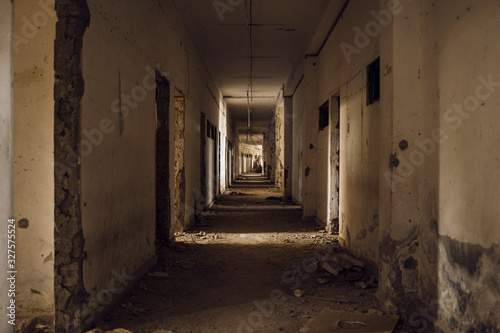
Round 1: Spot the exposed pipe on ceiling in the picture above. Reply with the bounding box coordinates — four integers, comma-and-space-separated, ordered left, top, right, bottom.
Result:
246, 0, 253, 129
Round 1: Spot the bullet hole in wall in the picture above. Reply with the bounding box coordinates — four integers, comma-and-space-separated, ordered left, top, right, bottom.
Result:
305, 167, 310, 177
31, 289, 42, 295
399, 140, 409, 151
309, 144, 314, 149
404, 256, 418, 269
389, 153, 400, 169
18, 218, 29, 229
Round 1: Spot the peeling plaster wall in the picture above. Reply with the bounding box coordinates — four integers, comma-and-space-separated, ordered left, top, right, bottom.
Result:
80, 0, 224, 325
263, 126, 275, 181
13, 0, 56, 314
292, 81, 304, 205
226, 112, 238, 182
0, 0, 14, 331
174, 94, 186, 232
274, 106, 285, 192
422, 1, 500, 330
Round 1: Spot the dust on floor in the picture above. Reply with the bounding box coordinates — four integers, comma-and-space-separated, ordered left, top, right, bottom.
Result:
94, 183, 388, 333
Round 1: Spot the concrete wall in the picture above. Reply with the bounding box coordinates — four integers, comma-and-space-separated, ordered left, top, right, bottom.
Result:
316, 98, 330, 226
13, 0, 56, 314
316, 0, 381, 264
292, 82, 304, 205
0, 0, 14, 330
79, 0, 225, 324
421, 1, 500, 330
263, 126, 275, 181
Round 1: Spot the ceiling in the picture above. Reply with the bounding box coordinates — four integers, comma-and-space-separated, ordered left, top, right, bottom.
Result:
173, 0, 330, 126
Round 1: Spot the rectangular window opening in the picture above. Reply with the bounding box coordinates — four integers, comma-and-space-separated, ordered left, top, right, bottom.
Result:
367, 57, 380, 105
319, 101, 329, 130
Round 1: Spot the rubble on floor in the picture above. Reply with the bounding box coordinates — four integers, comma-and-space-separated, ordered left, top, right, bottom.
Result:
86, 329, 133, 333
300, 309, 399, 333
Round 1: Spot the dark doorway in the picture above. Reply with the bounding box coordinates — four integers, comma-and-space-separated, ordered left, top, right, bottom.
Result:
155, 71, 171, 246
330, 96, 340, 234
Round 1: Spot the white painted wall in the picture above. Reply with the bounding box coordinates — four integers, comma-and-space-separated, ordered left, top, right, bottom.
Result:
13, 0, 56, 314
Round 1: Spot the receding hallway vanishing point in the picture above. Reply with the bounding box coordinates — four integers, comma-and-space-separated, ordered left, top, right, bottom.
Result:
95, 175, 382, 333
1, 0, 499, 332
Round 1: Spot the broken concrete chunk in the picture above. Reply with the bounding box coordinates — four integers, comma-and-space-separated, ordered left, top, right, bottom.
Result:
368, 309, 384, 316
86, 328, 132, 333
120, 302, 147, 315
322, 261, 343, 276
335, 253, 365, 269
294, 289, 305, 297
355, 281, 367, 289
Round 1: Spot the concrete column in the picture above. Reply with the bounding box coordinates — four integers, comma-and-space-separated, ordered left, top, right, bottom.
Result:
377, 0, 426, 314
302, 56, 319, 220
0, 0, 14, 331
284, 97, 293, 198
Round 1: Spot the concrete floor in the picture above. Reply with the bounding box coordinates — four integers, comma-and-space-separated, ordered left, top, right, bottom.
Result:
92, 175, 394, 333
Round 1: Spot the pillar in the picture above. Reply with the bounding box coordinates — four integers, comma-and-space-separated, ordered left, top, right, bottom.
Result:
377, 0, 434, 314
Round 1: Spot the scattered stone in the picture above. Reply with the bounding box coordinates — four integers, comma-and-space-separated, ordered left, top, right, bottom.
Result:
316, 278, 327, 284
322, 261, 342, 276
294, 289, 305, 297
355, 281, 367, 289
368, 309, 384, 316
336, 253, 365, 269
300, 309, 399, 333
86, 328, 133, 333
120, 302, 147, 315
